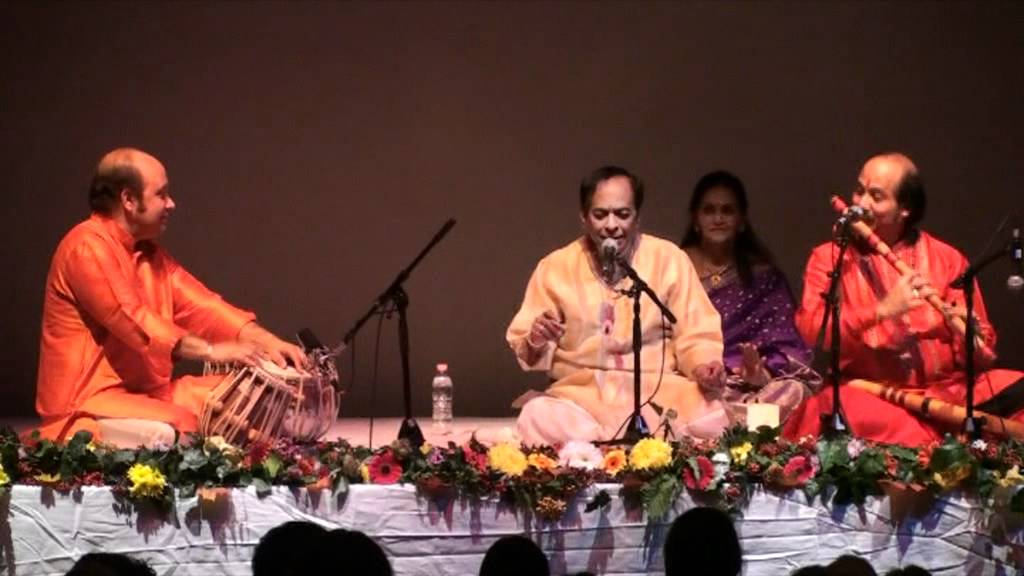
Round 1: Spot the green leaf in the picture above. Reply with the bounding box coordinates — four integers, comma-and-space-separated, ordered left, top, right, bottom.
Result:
331, 475, 349, 499
642, 474, 681, 520
253, 477, 272, 497
264, 453, 283, 479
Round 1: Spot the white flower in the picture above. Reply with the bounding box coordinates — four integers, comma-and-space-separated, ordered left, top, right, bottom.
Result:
557, 441, 604, 470
712, 452, 731, 486
847, 438, 866, 460
971, 439, 988, 452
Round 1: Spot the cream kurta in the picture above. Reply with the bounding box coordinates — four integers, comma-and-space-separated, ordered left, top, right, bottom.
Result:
507, 234, 724, 441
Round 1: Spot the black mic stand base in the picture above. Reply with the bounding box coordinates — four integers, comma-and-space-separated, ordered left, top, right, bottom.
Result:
820, 409, 849, 439
398, 418, 425, 447
621, 413, 651, 444
962, 416, 985, 442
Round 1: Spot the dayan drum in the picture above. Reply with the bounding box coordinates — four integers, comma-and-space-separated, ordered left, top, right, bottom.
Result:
200, 359, 338, 445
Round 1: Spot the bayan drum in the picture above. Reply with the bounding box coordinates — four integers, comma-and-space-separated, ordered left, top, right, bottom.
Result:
200, 359, 338, 445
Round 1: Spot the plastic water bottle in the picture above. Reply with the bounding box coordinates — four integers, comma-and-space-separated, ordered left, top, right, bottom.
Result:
432, 363, 453, 435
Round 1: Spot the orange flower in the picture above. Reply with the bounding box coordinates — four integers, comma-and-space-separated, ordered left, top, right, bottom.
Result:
528, 452, 558, 471
603, 449, 627, 476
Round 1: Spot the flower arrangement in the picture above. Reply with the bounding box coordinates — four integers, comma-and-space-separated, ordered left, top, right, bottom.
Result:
4, 423, 1024, 523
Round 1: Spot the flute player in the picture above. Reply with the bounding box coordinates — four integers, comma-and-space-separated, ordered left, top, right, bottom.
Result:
783, 152, 1024, 446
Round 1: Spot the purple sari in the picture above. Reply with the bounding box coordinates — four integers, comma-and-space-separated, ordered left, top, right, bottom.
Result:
703, 265, 820, 421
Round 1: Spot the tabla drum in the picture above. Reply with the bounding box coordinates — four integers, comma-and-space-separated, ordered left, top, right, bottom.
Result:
200, 359, 338, 445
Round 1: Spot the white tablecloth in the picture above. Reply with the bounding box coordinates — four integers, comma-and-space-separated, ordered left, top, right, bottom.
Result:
3, 484, 1023, 575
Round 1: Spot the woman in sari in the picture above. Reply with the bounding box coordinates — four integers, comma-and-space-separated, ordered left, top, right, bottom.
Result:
681, 170, 820, 424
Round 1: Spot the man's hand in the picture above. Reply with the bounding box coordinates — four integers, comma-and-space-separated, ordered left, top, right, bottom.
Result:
527, 310, 565, 349
238, 322, 309, 369
738, 343, 770, 389
877, 272, 936, 320
207, 341, 262, 367
693, 361, 727, 396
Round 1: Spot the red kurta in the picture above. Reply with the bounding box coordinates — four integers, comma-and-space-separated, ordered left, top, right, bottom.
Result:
783, 230, 1023, 446
36, 214, 256, 441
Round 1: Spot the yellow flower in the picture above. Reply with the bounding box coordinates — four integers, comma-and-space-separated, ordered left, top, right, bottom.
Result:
603, 449, 627, 476
527, 452, 558, 471
204, 436, 242, 461
420, 442, 434, 456
35, 472, 61, 484
86, 441, 98, 453
932, 465, 971, 489
0, 463, 9, 486
127, 464, 167, 499
997, 465, 1024, 488
359, 464, 370, 483
629, 438, 673, 471
488, 443, 528, 477
730, 442, 753, 465
535, 496, 568, 521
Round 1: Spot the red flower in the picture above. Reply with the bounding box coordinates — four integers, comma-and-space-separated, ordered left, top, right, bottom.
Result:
883, 452, 899, 477
368, 451, 403, 484
462, 445, 489, 473
797, 435, 817, 452
297, 456, 318, 477
243, 441, 271, 468
782, 455, 816, 486
758, 442, 781, 458
682, 456, 715, 491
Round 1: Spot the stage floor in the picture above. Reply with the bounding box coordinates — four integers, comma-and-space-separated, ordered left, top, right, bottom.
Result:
3, 417, 520, 448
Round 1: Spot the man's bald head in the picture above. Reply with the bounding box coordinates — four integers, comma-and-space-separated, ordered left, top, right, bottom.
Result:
863, 152, 927, 229
88, 148, 161, 214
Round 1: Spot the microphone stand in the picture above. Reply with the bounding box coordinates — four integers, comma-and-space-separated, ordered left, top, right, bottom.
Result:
812, 215, 854, 437
949, 238, 1014, 440
339, 219, 457, 447
615, 257, 677, 444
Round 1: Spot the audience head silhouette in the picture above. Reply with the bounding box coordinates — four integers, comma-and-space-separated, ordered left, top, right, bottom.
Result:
252, 520, 329, 576
65, 553, 156, 576
664, 507, 742, 576
826, 555, 878, 576
479, 535, 550, 576
321, 528, 393, 576
883, 567, 931, 576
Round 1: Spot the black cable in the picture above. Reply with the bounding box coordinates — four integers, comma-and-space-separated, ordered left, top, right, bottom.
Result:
367, 308, 388, 450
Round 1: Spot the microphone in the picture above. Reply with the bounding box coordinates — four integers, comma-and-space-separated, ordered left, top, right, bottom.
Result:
838, 205, 874, 224
600, 238, 618, 278
1009, 228, 1023, 291
297, 328, 325, 352
297, 328, 341, 389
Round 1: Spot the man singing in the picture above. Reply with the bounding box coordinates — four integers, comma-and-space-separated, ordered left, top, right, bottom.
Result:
506, 165, 728, 445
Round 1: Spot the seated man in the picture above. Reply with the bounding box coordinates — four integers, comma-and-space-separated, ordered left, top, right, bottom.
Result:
36, 148, 306, 445
784, 152, 1024, 446
506, 166, 727, 445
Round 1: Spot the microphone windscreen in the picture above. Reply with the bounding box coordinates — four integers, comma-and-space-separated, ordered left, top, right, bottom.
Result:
297, 328, 324, 351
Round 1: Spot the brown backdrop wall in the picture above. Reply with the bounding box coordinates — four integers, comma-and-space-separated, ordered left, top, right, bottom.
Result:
2, 2, 1022, 420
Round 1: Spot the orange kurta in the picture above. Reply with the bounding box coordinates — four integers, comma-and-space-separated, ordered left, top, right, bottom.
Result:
784, 230, 1023, 445
36, 213, 255, 441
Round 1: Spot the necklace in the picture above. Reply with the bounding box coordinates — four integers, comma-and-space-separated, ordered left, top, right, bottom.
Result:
702, 263, 732, 288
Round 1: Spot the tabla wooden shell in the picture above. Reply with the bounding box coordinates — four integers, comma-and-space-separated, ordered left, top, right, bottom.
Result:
200, 360, 337, 445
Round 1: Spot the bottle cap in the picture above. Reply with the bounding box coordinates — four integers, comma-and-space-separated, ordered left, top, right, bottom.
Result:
436, 363, 448, 373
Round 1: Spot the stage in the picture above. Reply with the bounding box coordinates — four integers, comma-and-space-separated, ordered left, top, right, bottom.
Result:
4, 418, 1024, 575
